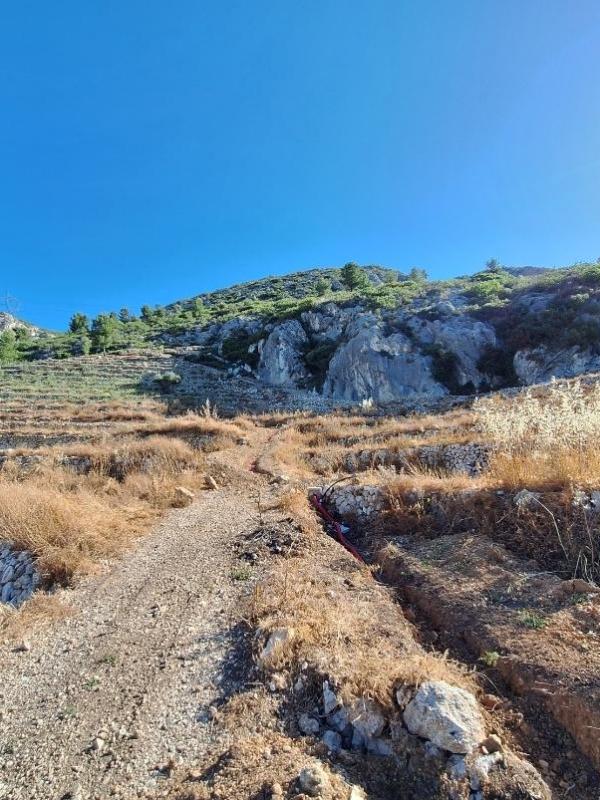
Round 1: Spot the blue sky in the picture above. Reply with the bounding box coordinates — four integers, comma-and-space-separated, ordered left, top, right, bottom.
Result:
1, 1, 599, 329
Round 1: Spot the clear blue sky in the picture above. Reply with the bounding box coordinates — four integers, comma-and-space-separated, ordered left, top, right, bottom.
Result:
1, 1, 599, 329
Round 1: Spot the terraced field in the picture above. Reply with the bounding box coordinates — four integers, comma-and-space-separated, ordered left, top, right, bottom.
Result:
260, 382, 600, 799
0, 351, 173, 404
0, 349, 337, 416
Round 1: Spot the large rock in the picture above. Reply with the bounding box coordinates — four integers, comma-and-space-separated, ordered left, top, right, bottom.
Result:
0, 312, 39, 338
322, 327, 446, 402
406, 313, 497, 389
187, 316, 262, 350
257, 320, 310, 386
514, 345, 600, 385
301, 303, 350, 342
402, 680, 485, 754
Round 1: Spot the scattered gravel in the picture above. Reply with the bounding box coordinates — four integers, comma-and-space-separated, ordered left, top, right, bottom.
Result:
0, 464, 265, 799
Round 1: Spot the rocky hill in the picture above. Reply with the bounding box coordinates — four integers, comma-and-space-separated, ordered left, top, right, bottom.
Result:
11, 260, 600, 405
163, 261, 600, 403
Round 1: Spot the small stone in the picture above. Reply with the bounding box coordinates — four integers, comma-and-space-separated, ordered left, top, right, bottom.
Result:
269, 673, 287, 691
322, 681, 338, 715
481, 734, 503, 753
298, 764, 329, 797
174, 486, 195, 506
403, 680, 485, 754
327, 707, 350, 733
259, 627, 294, 666
91, 737, 105, 752
270, 782, 284, 800
514, 489, 541, 508
395, 684, 414, 709
205, 475, 219, 490
1, 565, 14, 583
365, 737, 393, 756
349, 787, 366, 800
470, 752, 503, 790
298, 713, 320, 736
322, 730, 342, 753
348, 697, 385, 739
480, 693, 502, 710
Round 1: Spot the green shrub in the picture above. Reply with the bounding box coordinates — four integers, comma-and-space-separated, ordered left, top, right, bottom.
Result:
315, 278, 330, 296
0, 330, 19, 363
149, 371, 182, 392
304, 341, 338, 388
579, 265, 600, 285
221, 331, 264, 368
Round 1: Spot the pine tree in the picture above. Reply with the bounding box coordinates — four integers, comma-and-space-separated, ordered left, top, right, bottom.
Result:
91, 314, 119, 352
191, 297, 208, 321
140, 305, 154, 324
485, 258, 502, 273
408, 267, 428, 284
315, 277, 330, 296
341, 262, 370, 291
69, 312, 89, 334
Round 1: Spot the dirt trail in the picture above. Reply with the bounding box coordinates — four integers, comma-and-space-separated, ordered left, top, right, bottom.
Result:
0, 440, 270, 800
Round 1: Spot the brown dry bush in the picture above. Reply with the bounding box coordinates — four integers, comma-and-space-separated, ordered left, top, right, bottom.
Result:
70, 400, 166, 423
54, 435, 203, 480
0, 593, 69, 643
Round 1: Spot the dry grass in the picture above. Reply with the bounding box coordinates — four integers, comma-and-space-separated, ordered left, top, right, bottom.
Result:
477, 379, 600, 489
264, 408, 478, 482
0, 593, 70, 642
250, 536, 470, 711
0, 404, 222, 615
489, 448, 600, 490
290, 409, 475, 449
54, 435, 202, 478
0, 454, 189, 583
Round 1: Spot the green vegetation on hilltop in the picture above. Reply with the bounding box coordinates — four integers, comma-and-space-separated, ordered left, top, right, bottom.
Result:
4, 259, 600, 367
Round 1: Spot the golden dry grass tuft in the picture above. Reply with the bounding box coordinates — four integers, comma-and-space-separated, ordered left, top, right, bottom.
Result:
0, 593, 69, 642
0, 479, 128, 580
477, 378, 600, 489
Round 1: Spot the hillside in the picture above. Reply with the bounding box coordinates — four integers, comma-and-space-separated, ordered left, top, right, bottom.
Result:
6, 260, 600, 410
2, 265, 600, 799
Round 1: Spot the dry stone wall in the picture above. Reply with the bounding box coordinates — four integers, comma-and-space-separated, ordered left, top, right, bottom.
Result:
0, 544, 40, 606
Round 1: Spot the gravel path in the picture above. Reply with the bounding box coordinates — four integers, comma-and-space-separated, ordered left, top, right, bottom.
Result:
0, 456, 266, 800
